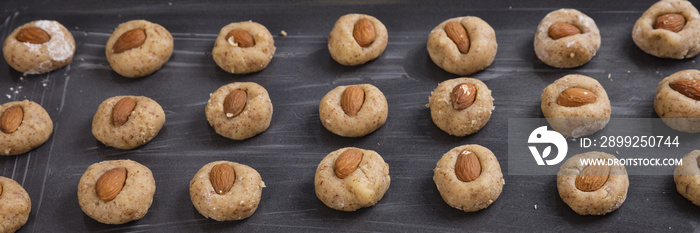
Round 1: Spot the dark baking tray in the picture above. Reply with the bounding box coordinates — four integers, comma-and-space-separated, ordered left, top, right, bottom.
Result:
1, 0, 699, 232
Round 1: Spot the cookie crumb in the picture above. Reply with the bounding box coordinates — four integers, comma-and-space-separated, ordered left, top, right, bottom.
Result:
508, 6, 512, 10
534, 204, 538, 210
168, 2, 172, 6
280, 30, 287, 36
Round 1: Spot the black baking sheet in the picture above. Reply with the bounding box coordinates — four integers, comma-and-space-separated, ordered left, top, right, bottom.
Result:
1, 0, 699, 232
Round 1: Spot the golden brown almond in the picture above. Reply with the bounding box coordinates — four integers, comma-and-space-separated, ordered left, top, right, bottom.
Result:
341, 85, 365, 116
548, 22, 581, 40
575, 165, 610, 192
210, 163, 236, 195
669, 79, 700, 100
1, 105, 23, 134
353, 18, 376, 47
96, 167, 127, 202
455, 150, 481, 182
0, 183, 2, 197
654, 13, 686, 33
444, 21, 470, 54
112, 97, 136, 127
16, 26, 51, 44
451, 83, 477, 110
112, 28, 146, 53
223, 89, 247, 118
697, 155, 700, 169
556, 87, 597, 107
226, 29, 255, 48
334, 148, 363, 179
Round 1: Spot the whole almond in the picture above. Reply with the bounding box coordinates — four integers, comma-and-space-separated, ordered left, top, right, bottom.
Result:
96, 167, 127, 202
455, 150, 481, 182
112, 28, 146, 53
334, 148, 363, 179
0, 183, 3, 197
654, 13, 685, 33
210, 163, 236, 195
451, 83, 477, 110
226, 29, 255, 48
353, 18, 376, 47
223, 89, 247, 118
575, 165, 610, 192
341, 85, 365, 116
112, 97, 136, 127
444, 21, 470, 54
16, 27, 51, 44
556, 87, 597, 107
548, 22, 581, 40
669, 79, 700, 100
1, 105, 23, 134
697, 156, 700, 169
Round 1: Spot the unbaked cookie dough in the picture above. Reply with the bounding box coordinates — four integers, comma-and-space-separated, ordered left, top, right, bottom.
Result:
0, 100, 53, 156
673, 150, 700, 206
92, 96, 165, 150
2, 20, 75, 75
632, 0, 700, 59
433, 144, 504, 212
190, 161, 265, 221
541, 74, 610, 138
205, 82, 273, 140
328, 14, 388, 66
315, 147, 390, 211
105, 20, 173, 78
319, 84, 388, 137
557, 151, 628, 215
534, 9, 601, 68
78, 159, 156, 224
427, 16, 497, 76
428, 78, 494, 136
0, 176, 31, 233
654, 69, 700, 133
212, 21, 276, 74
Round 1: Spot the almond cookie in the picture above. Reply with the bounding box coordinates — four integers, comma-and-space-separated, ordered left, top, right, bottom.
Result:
92, 96, 165, 150
427, 16, 497, 76
654, 69, 700, 133
0, 100, 53, 155
77, 160, 156, 224
190, 161, 265, 221
314, 147, 390, 211
105, 20, 173, 78
534, 9, 601, 68
673, 150, 700, 206
428, 78, 494, 136
632, 0, 700, 59
319, 84, 388, 137
212, 21, 276, 74
433, 144, 504, 212
0, 176, 31, 233
2, 20, 75, 75
328, 14, 388, 66
557, 151, 628, 215
541, 74, 611, 138
205, 82, 273, 140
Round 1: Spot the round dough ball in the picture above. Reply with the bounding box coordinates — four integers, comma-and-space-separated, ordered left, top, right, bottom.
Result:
92, 96, 166, 150
674, 150, 700, 206
428, 78, 494, 136
314, 147, 390, 211
105, 20, 173, 78
212, 21, 276, 74
77, 160, 156, 224
557, 151, 628, 215
0, 100, 53, 156
319, 84, 388, 137
0, 176, 31, 233
433, 144, 504, 212
534, 9, 601, 68
205, 82, 273, 140
541, 74, 610, 138
654, 69, 700, 133
632, 0, 700, 59
328, 14, 388, 66
190, 161, 265, 221
2, 20, 75, 75
427, 16, 497, 76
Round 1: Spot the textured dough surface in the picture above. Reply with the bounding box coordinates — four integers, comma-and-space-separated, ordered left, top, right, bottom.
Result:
654, 69, 700, 133
105, 20, 173, 78
190, 161, 265, 221
0, 176, 31, 233
205, 82, 273, 140
2, 20, 75, 75
212, 21, 276, 74
0, 100, 53, 155
314, 147, 390, 211
77, 160, 155, 224
427, 16, 497, 75
92, 96, 165, 150
541, 74, 610, 138
534, 9, 601, 68
674, 150, 700, 206
632, 0, 700, 59
319, 84, 388, 137
328, 14, 388, 66
429, 78, 494, 136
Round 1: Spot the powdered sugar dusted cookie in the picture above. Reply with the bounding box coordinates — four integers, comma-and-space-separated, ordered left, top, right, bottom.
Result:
2, 20, 75, 75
